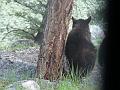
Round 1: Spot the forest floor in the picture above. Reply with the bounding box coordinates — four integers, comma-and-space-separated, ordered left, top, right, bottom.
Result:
0, 47, 103, 89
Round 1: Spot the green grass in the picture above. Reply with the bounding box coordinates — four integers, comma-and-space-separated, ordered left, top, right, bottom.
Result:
0, 80, 14, 90
56, 72, 100, 90
0, 71, 100, 90
57, 80, 99, 90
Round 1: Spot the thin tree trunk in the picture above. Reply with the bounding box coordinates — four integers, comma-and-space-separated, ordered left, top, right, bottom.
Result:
36, 0, 73, 81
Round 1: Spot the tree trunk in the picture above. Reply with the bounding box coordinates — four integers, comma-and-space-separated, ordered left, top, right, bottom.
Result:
36, 0, 73, 81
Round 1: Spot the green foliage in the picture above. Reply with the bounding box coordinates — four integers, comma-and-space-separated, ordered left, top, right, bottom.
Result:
72, 0, 106, 26
0, 0, 45, 50
0, 0, 46, 46
0, 0, 106, 49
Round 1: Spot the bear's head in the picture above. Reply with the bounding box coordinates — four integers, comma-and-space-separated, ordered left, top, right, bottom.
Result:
72, 16, 91, 31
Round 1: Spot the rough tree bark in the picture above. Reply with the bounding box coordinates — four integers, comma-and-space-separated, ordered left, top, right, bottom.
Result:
36, 0, 73, 81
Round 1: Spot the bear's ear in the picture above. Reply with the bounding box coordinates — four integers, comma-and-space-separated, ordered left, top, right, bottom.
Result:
85, 16, 91, 24
72, 17, 76, 22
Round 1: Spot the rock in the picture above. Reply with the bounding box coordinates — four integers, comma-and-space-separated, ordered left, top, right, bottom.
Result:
0, 47, 39, 81
5, 79, 57, 90
5, 80, 40, 90
0, 47, 39, 64
36, 79, 57, 90
11, 39, 35, 48
0, 59, 36, 80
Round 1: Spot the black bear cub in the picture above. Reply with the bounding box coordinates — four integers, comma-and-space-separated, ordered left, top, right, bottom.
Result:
65, 16, 96, 77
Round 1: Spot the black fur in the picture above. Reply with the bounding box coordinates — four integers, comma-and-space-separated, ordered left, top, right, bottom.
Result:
65, 17, 97, 77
